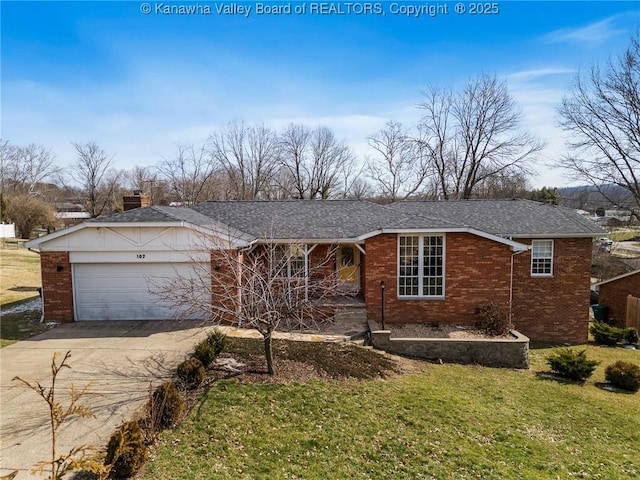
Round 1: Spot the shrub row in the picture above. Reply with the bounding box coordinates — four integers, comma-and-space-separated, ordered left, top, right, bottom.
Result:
104, 329, 227, 478
545, 348, 640, 392
193, 329, 227, 367
590, 322, 639, 346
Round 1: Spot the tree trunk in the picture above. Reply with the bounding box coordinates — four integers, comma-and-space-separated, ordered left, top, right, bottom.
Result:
263, 332, 275, 375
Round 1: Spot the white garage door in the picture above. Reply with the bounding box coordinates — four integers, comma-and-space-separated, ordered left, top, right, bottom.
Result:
73, 263, 209, 321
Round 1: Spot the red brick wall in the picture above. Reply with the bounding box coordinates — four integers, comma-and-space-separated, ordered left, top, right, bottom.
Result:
364, 234, 592, 343
511, 238, 592, 343
598, 271, 640, 328
364, 233, 512, 327
40, 252, 74, 323
309, 244, 336, 283
210, 249, 241, 323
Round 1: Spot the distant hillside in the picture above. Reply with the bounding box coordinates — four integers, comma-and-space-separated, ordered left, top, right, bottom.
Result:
558, 184, 635, 212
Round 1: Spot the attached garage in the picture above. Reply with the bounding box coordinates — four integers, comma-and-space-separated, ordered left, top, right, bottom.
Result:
73, 263, 207, 321
24, 207, 244, 323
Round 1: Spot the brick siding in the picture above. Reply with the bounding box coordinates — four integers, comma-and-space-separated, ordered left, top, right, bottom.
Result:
365, 233, 511, 327
511, 237, 592, 343
40, 252, 74, 323
210, 249, 241, 323
364, 233, 592, 343
598, 271, 640, 328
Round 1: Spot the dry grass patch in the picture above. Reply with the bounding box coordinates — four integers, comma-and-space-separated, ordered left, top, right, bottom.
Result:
0, 247, 41, 306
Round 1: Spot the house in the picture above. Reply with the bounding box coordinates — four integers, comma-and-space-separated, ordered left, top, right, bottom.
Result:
594, 269, 640, 327
25, 199, 604, 343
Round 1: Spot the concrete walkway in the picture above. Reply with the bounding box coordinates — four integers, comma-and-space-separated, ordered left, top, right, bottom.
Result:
0, 320, 358, 479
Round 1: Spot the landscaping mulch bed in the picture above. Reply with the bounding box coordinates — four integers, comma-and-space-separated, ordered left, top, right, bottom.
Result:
389, 323, 512, 339
207, 337, 403, 384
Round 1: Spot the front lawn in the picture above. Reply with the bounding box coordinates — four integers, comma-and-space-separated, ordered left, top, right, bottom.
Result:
144, 340, 640, 479
0, 247, 41, 306
0, 247, 47, 347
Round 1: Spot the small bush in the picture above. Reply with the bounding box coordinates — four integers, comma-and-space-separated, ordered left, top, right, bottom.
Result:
176, 358, 205, 390
590, 321, 624, 345
625, 328, 639, 344
147, 381, 185, 430
605, 361, 640, 392
590, 322, 638, 346
546, 348, 599, 381
193, 329, 227, 367
474, 302, 512, 336
105, 421, 148, 479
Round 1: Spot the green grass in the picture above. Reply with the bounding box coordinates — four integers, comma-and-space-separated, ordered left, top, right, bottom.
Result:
144, 342, 640, 480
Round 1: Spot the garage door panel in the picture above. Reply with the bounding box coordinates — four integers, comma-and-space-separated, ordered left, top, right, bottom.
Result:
73, 263, 209, 321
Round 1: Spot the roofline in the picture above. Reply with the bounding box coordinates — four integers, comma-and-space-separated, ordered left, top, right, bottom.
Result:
25, 222, 88, 248
25, 220, 254, 250
357, 227, 529, 252
510, 233, 603, 239
250, 238, 365, 245
593, 268, 640, 287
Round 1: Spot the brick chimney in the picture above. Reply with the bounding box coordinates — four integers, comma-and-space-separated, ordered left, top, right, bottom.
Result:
123, 190, 151, 211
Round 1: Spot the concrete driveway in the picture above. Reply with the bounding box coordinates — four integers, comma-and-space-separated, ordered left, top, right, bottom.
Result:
0, 321, 212, 480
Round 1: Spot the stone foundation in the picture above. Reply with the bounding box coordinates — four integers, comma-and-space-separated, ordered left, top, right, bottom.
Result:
369, 320, 529, 369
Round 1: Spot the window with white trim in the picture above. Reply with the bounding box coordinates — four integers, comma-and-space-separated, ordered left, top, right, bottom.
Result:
270, 245, 306, 278
398, 235, 444, 297
531, 239, 553, 276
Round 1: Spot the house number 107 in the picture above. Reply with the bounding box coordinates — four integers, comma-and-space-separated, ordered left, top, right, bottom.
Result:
137, 254, 146, 259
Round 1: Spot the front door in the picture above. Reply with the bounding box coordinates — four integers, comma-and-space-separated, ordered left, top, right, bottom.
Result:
337, 245, 359, 289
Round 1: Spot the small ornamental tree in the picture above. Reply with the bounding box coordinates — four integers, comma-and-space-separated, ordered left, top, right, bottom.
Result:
12, 351, 108, 479
152, 231, 345, 375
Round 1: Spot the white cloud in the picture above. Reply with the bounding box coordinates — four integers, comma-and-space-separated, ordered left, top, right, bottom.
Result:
506, 68, 576, 187
544, 14, 631, 45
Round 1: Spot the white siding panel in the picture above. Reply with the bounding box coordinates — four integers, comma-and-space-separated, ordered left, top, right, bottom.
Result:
73, 263, 209, 321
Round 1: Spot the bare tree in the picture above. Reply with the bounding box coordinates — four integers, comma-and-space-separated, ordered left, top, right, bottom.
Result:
67, 142, 122, 217
4, 194, 59, 238
473, 169, 531, 199
339, 160, 370, 199
154, 232, 342, 375
210, 121, 280, 200
366, 121, 430, 201
417, 75, 542, 199
0, 141, 59, 195
278, 124, 356, 199
127, 165, 171, 205
558, 35, 640, 221
156, 143, 220, 205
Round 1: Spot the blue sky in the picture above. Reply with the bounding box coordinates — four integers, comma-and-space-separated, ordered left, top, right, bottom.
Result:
2, 1, 639, 188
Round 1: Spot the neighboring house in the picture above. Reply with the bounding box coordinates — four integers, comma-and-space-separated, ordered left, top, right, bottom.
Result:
25, 199, 604, 343
55, 202, 91, 226
594, 269, 640, 328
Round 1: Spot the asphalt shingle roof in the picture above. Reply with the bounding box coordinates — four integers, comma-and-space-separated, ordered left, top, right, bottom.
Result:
90, 199, 603, 240
90, 205, 219, 227
387, 199, 604, 236
190, 200, 416, 239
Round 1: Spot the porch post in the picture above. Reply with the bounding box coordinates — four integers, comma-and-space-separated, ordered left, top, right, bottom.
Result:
304, 244, 318, 301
